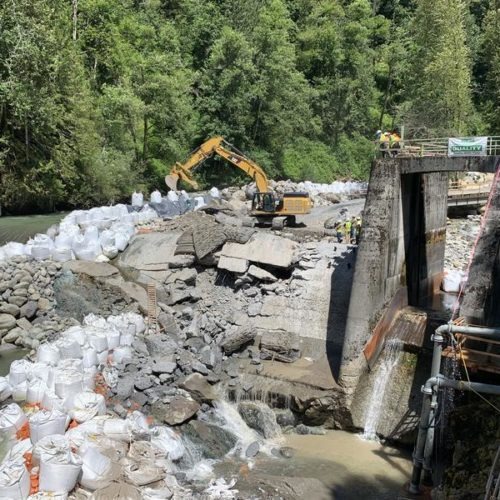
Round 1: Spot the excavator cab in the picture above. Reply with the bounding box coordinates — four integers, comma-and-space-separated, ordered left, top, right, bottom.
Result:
252, 192, 277, 212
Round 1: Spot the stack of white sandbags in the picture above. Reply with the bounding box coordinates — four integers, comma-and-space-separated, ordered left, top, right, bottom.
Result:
0, 311, 194, 498
297, 180, 368, 196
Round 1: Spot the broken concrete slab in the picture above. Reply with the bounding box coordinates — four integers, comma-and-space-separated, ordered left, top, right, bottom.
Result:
63, 260, 119, 278
104, 276, 149, 313
117, 232, 182, 271
217, 255, 249, 274
220, 233, 297, 269
247, 265, 277, 282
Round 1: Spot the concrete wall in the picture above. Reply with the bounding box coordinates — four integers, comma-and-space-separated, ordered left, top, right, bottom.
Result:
339, 156, 500, 390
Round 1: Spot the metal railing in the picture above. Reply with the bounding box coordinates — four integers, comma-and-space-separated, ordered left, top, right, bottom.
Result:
376, 136, 500, 158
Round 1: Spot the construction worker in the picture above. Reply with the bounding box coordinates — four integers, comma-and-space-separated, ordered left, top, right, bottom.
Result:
335, 221, 343, 243
376, 130, 390, 157
344, 218, 352, 243
355, 216, 362, 245
389, 129, 401, 156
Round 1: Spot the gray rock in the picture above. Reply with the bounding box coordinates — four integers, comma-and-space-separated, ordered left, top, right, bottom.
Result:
191, 360, 209, 376
8, 295, 27, 307
11, 288, 28, 297
247, 265, 277, 282
295, 424, 326, 435
0, 313, 17, 331
37, 298, 51, 311
182, 421, 237, 459
3, 327, 24, 343
152, 360, 177, 374
19, 301, 38, 320
16, 317, 32, 331
219, 326, 256, 354
275, 409, 297, 427
199, 347, 222, 369
247, 302, 262, 317
132, 340, 149, 356
260, 330, 300, 363
163, 396, 200, 426
0, 303, 20, 317
116, 377, 135, 398
245, 441, 260, 458
167, 268, 197, 286
179, 373, 217, 404
238, 401, 281, 439
169, 289, 192, 305
157, 311, 179, 334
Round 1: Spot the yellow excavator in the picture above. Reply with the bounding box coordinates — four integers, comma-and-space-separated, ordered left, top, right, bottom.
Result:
165, 136, 311, 229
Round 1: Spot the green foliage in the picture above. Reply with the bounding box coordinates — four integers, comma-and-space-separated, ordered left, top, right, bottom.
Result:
0, 0, 498, 212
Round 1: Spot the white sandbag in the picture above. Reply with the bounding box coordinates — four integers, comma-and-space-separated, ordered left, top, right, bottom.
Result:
209, 187, 220, 198
79, 446, 116, 491
51, 247, 72, 263
194, 196, 206, 210
83, 314, 107, 329
119, 333, 134, 346
127, 411, 149, 435
31, 245, 52, 261
29, 409, 68, 444
41, 391, 65, 413
83, 367, 97, 391
33, 435, 70, 466
37, 345, 60, 367
29, 363, 54, 387
54, 370, 83, 400
102, 419, 131, 442
4, 439, 32, 464
112, 346, 132, 365
125, 313, 146, 334
0, 459, 30, 499
68, 393, 106, 423
3, 242, 27, 259
114, 232, 130, 252
54, 232, 74, 249
9, 360, 32, 386
123, 459, 164, 487
62, 326, 86, 346
56, 359, 83, 373
83, 225, 99, 244
150, 427, 184, 460
74, 243, 101, 262
167, 191, 179, 202
441, 270, 466, 293
131, 192, 143, 207
81, 347, 98, 368
56, 339, 82, 360
12, 381, 27, 403
105, 329, 120, 350
26, 380, 48, 405
39, 452, 82, 494
102, 245, 118, 259
0, 377, 12, 403
0, 404, 28, 438
110, 204, 128, 218
87, 333, 108, 353
150, 190, 162, 204
99, 230, 115, 248
96, 350, 109, 365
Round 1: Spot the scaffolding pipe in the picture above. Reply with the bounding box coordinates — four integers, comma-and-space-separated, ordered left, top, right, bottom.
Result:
409, 323, 500, 494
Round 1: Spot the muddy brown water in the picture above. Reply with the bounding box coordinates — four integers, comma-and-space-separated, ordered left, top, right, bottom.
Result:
217, 430, 412, 499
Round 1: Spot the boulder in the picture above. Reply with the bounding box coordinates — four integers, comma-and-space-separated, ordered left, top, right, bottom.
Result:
295, 424, 326, 435
157, 311, 179, 335
238, 401, 281, 439
163, 396, 200, 426
245, 441, 260, 458
116, 376, 135, 399
8, 295, 27, 308
179, 373, 216, 404
152, 359, 177, 374
0, 303, 20, 317
0, 313, 16, 331
169, 289, 193, 305
182, 421, 236, 459
16, 317, 32, 331
3, 327, 24, 343
247, 265, 277, 282
219, 326, 255, 354
19, 300, 38, 320
166, 268, 197, 286
37, 298, 51, 311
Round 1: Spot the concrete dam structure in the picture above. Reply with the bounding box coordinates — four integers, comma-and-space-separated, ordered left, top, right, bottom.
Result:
340, 155, 500, 402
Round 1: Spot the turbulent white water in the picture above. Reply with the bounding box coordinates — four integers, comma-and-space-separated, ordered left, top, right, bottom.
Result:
362, 338, 404, 441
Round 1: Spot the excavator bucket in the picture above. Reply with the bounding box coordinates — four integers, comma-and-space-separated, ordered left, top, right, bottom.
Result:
165, 174, 179, 191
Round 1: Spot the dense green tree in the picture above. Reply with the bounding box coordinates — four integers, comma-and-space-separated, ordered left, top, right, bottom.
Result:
404, 0, 474, 135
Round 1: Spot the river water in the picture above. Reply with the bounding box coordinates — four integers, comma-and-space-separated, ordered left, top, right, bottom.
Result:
216, 430, 412, 499
0, 213, 66, 245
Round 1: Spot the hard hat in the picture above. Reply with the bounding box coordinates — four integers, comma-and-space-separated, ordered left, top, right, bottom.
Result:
375, 130, 382, 136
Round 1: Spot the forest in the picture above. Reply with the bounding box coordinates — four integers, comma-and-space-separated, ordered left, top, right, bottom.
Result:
0, 0, 498, 212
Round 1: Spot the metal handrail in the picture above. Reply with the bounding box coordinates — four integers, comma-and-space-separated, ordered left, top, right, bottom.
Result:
375, 135, 500, 158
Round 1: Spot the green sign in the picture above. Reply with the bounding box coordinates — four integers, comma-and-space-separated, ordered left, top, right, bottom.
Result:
448, 137, 487, 157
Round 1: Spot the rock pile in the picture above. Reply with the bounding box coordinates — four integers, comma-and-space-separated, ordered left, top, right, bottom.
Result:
445, 215, 481, 272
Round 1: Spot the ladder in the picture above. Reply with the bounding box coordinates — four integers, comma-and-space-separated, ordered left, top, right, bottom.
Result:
146, 283, 158, 333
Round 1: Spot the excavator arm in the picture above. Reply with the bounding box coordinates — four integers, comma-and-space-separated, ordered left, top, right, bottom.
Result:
165, 137, 269, 193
